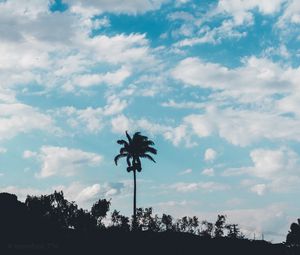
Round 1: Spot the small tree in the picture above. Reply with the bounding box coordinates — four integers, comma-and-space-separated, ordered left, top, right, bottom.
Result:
162, 214, 173, 231
200, 220, 214, 237
225, 223, 244, 239
214, 215, 226, 238
72, 208, 96, 231
91, 199, 111, 227
111, 210, 130, 231
286, 219, 300, 246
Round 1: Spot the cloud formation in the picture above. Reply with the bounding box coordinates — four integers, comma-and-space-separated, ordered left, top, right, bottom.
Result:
24, 146, 103, 178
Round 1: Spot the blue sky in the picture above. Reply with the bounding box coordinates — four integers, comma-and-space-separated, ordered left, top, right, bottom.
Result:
1, 0, 300, 241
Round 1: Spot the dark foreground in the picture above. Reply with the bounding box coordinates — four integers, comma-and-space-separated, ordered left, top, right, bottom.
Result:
1, 230, 299, 255
0, 191, 299, 255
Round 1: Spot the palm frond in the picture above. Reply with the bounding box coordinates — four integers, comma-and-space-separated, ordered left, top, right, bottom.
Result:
125, 131, 132, 143
117, 140, 128, 146
144, 140, 155, 146
114, 153, 128, 165
140, 154, 156, 163
143, 146, 157, 155
126, 155, 132, 167
120, 147, 128, 154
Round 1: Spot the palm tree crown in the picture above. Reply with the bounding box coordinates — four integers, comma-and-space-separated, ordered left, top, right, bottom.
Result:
114, 131, 157, 172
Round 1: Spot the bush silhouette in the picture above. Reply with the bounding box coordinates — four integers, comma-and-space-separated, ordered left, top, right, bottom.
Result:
286, 219, 300, 246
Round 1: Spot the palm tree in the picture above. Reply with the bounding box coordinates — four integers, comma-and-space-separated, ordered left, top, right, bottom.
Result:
114, 131, 157, 229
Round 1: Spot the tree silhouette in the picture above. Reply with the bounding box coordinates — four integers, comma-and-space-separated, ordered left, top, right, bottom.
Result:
286, 219, 300, 246
214, 215, 226, 238
162, 214, 173, 231
91, 199, 111, 227
114, 131, 157, 229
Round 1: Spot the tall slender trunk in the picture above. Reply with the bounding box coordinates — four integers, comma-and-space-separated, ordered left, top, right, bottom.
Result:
133, 169, 137, 230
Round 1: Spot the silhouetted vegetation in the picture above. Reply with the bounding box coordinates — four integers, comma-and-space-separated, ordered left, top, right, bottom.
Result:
114, 131, 157, 229
0, 191, 298, 254
286, 218, 300, 246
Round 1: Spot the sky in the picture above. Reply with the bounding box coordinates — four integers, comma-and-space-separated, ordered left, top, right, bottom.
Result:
1, 0, 300, 242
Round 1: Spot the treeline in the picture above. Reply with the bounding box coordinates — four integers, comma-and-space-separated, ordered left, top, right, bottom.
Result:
20, 191, 244, 239
0, 191, 244, 240
2, 191, 300, 249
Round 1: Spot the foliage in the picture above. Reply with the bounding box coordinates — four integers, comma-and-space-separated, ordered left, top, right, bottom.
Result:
286, 219, 300, 246
114, 131, 157, 172
214, 215, 227, 238
91, 199, 111, 227
111, 210, 130, 231
2, 191, 249, 241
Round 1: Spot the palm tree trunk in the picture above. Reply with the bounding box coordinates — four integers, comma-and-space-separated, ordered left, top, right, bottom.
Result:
133, 169, 137, 230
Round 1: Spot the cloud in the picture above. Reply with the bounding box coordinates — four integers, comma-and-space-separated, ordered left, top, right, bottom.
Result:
221, 204, 289, 242
171, 58, 300, 150
178, 168, 192, 175
172, 0, 285, 47
161, 99, 205, 110
66, 0, 168, 16
277, 0, 300, 27
250, 184, 267, 196
1, 181, 127, 209
169, 181, 230, 193
58, 96, 128, 134
66, 66, 131, 91
0, 1, 157, 96
216, 0, 285, 22
204, 148, 217, 162
24, 146, 103, 178
172, 105, 300, 147
225, 147, 300, 195
172, 57, 292, 102
111, 114, 131, 134
0, 103, 57, 140
202, 168, 215, 177
54, 182, 126, 205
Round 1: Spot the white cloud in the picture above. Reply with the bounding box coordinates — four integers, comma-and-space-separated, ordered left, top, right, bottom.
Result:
171, 55, 300, 150
62, 106, 104, 133
277, 0, 300, 27
67, 66, 131, 91
202, 168, 215, 177
216, 0, 284, 22
23, 150, 37, 159
204, 148, 217, 162
221, 204, 289, 242
0, 1, 157, 96
66, 0, 168, 16
103, 96, 128, 116
161, 99, 205, 110
250, 184, 267, 196
227, 147, 300, 195
1, 181, 127, 209
169, 181, 229, 193
0, 103, 57, 140
26, 146, 103, 178
111, 114, 131, 134
178, 168, 192, 175
173, 0, 285, 47
172, 57, 292, 101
